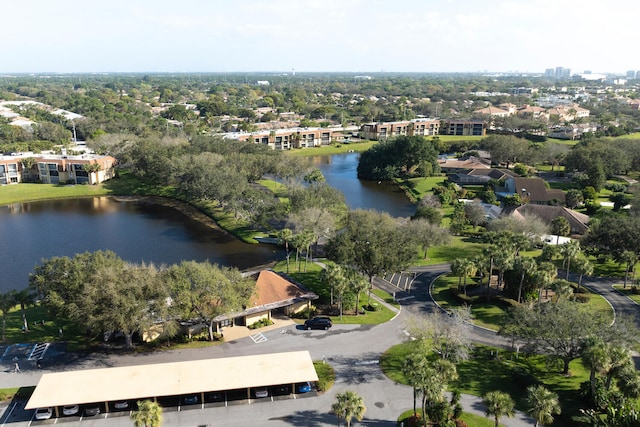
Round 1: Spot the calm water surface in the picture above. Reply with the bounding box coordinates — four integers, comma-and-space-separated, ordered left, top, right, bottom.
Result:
0, 153, 414, 292
314, 152, 416, 217
0, 197, 282, 292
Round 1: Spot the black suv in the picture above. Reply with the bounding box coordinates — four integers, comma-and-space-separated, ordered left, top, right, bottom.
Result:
304, 317, 332, 330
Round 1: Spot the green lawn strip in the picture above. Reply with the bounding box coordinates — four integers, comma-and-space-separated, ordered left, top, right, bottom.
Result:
3, 303, 94, 350
382, 341, 589, 426
394, 175, 447, 203
398, 409, 499, 427
535, 164, 565, 172
314, 360, 335, 392
0, 387, 20, 401
372, 289, 401, 308
418, 236, 486, 266
0, 182, 112, 205
256, 179, 288, 199
612, 285, 640, 304
285, 141, 377, 156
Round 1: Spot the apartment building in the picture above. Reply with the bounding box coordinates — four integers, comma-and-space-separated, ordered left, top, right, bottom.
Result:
440, 120, 487, 136
359, 118, 441, 140
0, 152, 116, 185
226, 127, 333, 150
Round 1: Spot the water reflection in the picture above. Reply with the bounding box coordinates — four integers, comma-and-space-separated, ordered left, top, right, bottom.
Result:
314, 152, 416, 217
0, 197, 282, 292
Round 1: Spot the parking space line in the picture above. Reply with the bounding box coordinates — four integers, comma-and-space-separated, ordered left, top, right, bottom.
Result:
250, 333, 267, 343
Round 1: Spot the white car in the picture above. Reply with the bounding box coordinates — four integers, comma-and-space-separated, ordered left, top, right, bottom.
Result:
254, 388, 269, 398
62, 404, 79, 416
113, 401, 129, 410
35, 407, 53, 420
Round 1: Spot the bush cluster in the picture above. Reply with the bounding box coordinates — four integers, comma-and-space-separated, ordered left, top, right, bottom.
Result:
248, 318, 274, 329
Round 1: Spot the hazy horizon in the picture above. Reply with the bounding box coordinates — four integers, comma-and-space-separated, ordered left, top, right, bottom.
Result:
4, 0, 639, 75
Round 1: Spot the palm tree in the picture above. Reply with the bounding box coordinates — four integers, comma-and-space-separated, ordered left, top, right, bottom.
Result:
560, 240, 580, 280
277, 228, 294, 274
450, 258, 465, 291
619, 250, 637, 289
526, 385, 561, 427
514, 257, 537, 303
573, 257, 593, 290
550, 280, 573, 305
461, 259, 478, 296
331, 390, 366, 427
0, 291, 16, 342
130, 400, 163, 427
483, 391, 515, 427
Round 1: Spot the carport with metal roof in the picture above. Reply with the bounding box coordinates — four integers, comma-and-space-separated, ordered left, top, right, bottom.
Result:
25, 350, 318, 411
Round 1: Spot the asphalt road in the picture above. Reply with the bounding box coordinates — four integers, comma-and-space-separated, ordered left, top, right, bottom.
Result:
17, 263, 640, 426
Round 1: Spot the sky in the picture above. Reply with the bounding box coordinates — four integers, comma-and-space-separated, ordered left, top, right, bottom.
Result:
2, 0, 639, 74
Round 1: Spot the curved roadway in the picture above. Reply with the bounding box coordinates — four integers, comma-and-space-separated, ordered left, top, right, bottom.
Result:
5, 264, 637, 427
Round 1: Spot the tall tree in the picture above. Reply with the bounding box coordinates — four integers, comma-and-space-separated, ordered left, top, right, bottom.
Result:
0, 291, 15, 342
483, 391, 515, 427
550, 217, 570, 245
131, 400, 163, 427
165, 261, 255, 341
331, 390, 366, 427
526, 385, 561, 427
11, 289, 33, 332
326, 209, 418, 287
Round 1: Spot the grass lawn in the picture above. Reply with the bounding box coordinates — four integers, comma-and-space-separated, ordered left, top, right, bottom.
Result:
431, 274, 614, 331
314, 360, 336, 392
382, 341, 589, 426
0, 182, 112, 205
398, 409, 499, 427
285, 141, 377, 156
418, 236, 486, 266
395, 175, 447, 203
2, 303, 96, 351
612, 285, 640, 304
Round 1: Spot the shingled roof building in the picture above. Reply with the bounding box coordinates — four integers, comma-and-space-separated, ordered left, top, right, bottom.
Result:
213, 270, 318, 331
502, 204, 590, 235
501, 177, 566, 205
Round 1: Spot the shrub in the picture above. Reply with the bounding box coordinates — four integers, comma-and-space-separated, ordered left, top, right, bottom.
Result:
572, 293, 591, 303
291, 305, 317, 319
365, 303, 381, 312
248, 318, 274, 329
631, 286, 640, 295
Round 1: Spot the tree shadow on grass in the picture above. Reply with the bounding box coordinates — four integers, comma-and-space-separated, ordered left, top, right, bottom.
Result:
278, 409, 396, 427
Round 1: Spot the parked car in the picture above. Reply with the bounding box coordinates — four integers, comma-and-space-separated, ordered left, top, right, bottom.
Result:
113, 401, 129, 410
297, 381, 313, 393
183, 395, 199, 405
83, 405, 101, 417
62, 404, 79, 416
304, 317, 332, 330
254, 388, 269, 398
34, 407, 53, 420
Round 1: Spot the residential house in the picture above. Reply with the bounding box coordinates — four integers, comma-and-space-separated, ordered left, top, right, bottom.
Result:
501, 204, 589, 235
438, 156, 491, 173
449, 168, 519, 186
473, 106, 511, 117
517, 105, 548, 120
213, 270, 318, 332
500, 177, 566, 205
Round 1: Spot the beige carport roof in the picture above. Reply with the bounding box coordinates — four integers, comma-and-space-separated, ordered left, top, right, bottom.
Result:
26, 351, 318, 409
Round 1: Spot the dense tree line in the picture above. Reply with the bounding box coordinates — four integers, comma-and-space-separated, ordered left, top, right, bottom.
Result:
28, 251, 255, 347
357, 135, 440, 180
